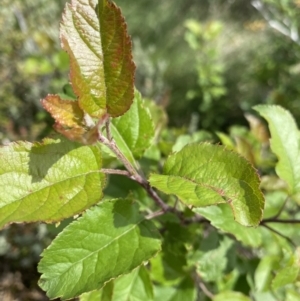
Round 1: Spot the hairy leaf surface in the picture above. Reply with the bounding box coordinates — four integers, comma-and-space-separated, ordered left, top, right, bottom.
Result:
0, 138, 105, 229
254, 105, 300, 195
42, 95, 84, 128
149, 143, 264, 226
41, 94, 98, 144
41, 95, 99, 144
60, 0, 135, 118
38, 199, 161, 300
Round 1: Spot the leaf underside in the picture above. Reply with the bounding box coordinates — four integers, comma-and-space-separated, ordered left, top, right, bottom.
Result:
149, 143, 264, 226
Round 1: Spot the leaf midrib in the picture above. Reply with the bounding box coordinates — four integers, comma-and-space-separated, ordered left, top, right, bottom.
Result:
0, 170, 103, 225
48, 216, 146, 287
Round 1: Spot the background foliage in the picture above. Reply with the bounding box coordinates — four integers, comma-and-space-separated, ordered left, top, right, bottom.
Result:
2, 0, 300, 141
1, 0, 300, 300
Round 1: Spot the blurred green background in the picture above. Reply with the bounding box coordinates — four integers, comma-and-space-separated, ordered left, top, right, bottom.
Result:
1, 0, 300, 299
2, 0, 300, 143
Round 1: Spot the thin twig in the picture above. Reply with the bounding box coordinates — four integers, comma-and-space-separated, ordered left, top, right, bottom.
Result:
261, 224, 296, 248
275, 196, 289, 218
263, 197, 289, 221
173, 198, 179, 210
145, 210, 165, 220
98, 132, 139, 179
100, 168, 132, 177
98, 120, 171, 213
183, 215, 210, 225
195, 272, 215, 299
260, 197, 300, 224
105, 119, 113, 141
261, 218, 300, 224
101, 130, 300, 227
199, 282, 215, 300
139, 181, 171, 212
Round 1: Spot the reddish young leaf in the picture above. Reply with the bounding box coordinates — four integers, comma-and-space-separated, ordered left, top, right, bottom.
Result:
42, 95, 84, 128
42, 95, 99, 144
60, 0, 135, 118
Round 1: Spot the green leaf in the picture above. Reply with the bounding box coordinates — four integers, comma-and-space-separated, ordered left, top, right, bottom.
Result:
109, 90, 155, 164
251, 292, 278, 301
38, 199, 161, 300
149, 143, 264, 226
172, 131, 213, 152
101, 282, 114, 301
143, 99, 168, 138
103, 266, 154, 301
286, 289, 300, 301
104, 174, 152, 210
254, 255, 280, 292
0, 138, 105, 229
153, 276, 196, 301
254, 105, 300, 195
150, 224, 188, 285
216, 132, 235, 149
61, 0, 135, 118
80, 290, 104, 301
272, 249, 300, 289
195, 236, 233, 282
194, 205, 262, 247
150, 250, 186, 286
80, 266, 153, 301
213, 291, 252, 301
272, 265, 299, 289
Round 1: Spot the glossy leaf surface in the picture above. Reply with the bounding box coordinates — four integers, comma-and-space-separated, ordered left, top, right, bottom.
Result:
0, 138, 105, 229
149, 143, 264, 226
254, 105, 300, 195
38, 199, 161, 300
